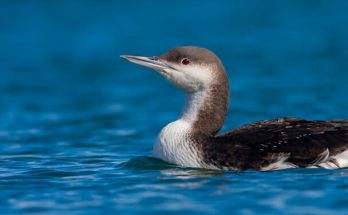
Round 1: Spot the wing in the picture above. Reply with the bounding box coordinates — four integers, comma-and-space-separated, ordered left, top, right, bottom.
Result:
204, 118, 348, 170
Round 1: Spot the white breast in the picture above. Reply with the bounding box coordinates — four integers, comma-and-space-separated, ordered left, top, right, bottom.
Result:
153, 120, 205, 168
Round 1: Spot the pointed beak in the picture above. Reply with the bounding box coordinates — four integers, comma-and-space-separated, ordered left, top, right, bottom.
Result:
120, 55, 171, 71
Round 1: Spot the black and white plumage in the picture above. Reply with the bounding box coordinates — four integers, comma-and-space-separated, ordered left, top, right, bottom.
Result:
121, 46, 348, 171
205, 118, 348, 170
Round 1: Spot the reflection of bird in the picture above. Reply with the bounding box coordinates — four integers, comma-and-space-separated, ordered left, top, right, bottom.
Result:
121, 46, 348, 171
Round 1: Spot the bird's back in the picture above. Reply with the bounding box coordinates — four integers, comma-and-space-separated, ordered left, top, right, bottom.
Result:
203, 118, 348, 170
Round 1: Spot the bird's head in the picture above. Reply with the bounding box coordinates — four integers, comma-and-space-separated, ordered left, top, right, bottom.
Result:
121, 46, 226, 93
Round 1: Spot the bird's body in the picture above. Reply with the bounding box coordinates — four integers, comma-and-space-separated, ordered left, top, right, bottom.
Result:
207, 118, 348, 170
121, 46, 348, 171
154, 116, 348, 171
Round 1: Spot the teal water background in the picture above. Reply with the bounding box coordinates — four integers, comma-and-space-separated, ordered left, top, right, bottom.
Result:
1, 1, 348, 214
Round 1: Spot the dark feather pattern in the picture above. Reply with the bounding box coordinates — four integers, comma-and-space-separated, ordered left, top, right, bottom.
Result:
201, 118, 348, 170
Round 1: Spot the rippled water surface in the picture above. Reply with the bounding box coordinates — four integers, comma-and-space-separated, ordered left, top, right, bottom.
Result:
1, 1, 348, 214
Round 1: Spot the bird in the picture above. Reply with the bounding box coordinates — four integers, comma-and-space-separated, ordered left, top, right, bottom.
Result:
121, 46, 348, 171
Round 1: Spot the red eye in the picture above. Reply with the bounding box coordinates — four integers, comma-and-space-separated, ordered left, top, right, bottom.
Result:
181, 58, 190, 65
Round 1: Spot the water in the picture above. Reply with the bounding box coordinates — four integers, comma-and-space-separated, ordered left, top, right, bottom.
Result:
1, 0, 348, 214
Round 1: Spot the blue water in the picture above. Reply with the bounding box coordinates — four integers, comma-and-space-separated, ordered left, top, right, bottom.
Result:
1, 1, 348, 214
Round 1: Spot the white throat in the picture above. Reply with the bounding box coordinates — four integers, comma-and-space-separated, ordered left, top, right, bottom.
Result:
180, 90, 207, 124
152, 90, 209, 168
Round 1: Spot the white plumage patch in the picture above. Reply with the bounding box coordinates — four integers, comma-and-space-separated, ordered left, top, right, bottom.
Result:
180, 91, 207, 123
162, 64, 214, 93
317, 149, 348, 169
152, 88, 219, 169
261, 149, 348, 171
153, 120, 205, 168
261, 155, 297, 171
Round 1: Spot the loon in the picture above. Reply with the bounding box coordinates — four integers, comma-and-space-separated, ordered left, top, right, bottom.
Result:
121, 46, 348, 171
